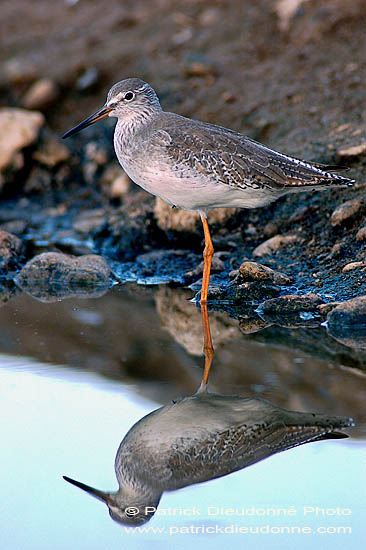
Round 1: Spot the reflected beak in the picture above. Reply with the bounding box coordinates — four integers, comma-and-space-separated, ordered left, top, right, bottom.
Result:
63, 475, 110, 503
62, 105, 112, 139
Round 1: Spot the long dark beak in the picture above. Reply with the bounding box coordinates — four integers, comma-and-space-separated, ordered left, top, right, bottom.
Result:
62, 105, 112, 139
63, 475, 110, 503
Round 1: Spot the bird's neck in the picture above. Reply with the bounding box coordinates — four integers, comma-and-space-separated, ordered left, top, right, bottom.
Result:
114, 106, 162, 150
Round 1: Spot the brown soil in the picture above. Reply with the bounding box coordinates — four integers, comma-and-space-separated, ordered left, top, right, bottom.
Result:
1, 0, 366, 300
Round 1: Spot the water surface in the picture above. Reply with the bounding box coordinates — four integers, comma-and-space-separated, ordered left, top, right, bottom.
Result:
0, 284, 365, 549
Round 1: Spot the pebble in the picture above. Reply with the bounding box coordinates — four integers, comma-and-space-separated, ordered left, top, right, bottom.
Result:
22, 78, 59, 111
1, 58, 37, 86
32, 131, 70, 167
330, 199, 363, 227
252, 234, 299, 257
185, 254, 225, 279
0, 108, 44, 173
338, 142, 366, 158
0, 230, 26, 271
356, 227, 366, 241
342, 262, 366, 273
236, 261, 293, 286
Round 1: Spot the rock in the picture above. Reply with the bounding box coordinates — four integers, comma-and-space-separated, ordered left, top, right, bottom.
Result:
85, 142, 108, 165
330, 199, 362, 226
93, 194, 162, 262
154, 198, 235, 232
338, 142, 366, 158
0, 230, 26, 272
109, 174, 131, 199
236, 261, 293, 286
184, 61, 216, 78
342, 262, 366, 273
22, 78, 59, 111
32, 131, 70, 167
235, 281, 280, 302
356, 227, 366, 241
252, 234, 299, 257
0, 108, 44, 174
100, 165, 131, 198
328, 296, 366, 328
318, 302, 341, 315
260, 293, 324, 314
1, 58, 38, 86
0, 220, 28, 236
327, 296, 366, 350
184, 253, 225, 281
15, 252, 114, 293
72, 209, 107, 234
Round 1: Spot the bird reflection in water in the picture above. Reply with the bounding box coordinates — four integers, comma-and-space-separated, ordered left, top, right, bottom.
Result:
63, 303, 354, 525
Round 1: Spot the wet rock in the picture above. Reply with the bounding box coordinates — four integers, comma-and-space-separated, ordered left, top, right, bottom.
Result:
342, 262, 366, 273
260, 293, 324, 314
235, 281, 281, 302
327, 296, 366, 350
0, 230, 26, 272
327, 296, 366, 328
252, 234, 299, 257
235, 261, 293, 286
0, 108, 44, 175
22, 78, 59, 111
134, 249, 198, 283
94, 195, 163, 262
337, 142, 366, 159
32, 130, 70, 167
330, 199, 363, 227
319, 302, 341, 315
15, 252, 114, 298
356, 227, 366, 241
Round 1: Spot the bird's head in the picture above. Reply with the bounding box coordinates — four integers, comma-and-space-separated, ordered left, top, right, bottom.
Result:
63, 475, 160, 525
62, 78, 161, 139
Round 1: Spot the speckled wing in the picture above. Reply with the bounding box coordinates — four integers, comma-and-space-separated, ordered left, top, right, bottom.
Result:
165, 419, 349, 488
154, 118, 354, 191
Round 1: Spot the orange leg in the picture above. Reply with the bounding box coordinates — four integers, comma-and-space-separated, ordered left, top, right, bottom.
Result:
197, 300, 214, 393
200, 214, 214, 304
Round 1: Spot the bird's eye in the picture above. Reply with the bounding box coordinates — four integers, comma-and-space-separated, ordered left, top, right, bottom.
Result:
124, 92, 135, 101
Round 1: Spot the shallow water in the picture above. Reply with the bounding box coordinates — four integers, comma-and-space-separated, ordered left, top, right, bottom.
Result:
0, 284, 365, 549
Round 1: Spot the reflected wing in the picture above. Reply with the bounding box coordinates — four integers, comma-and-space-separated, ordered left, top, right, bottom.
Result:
165, 420, 346, 487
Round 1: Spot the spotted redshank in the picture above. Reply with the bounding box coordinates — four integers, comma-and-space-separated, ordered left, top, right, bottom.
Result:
63, 391, 353, 525
63, 78, 354, 303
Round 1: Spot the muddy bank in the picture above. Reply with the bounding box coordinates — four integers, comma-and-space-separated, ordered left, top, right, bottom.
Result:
0, 0, 365, 309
